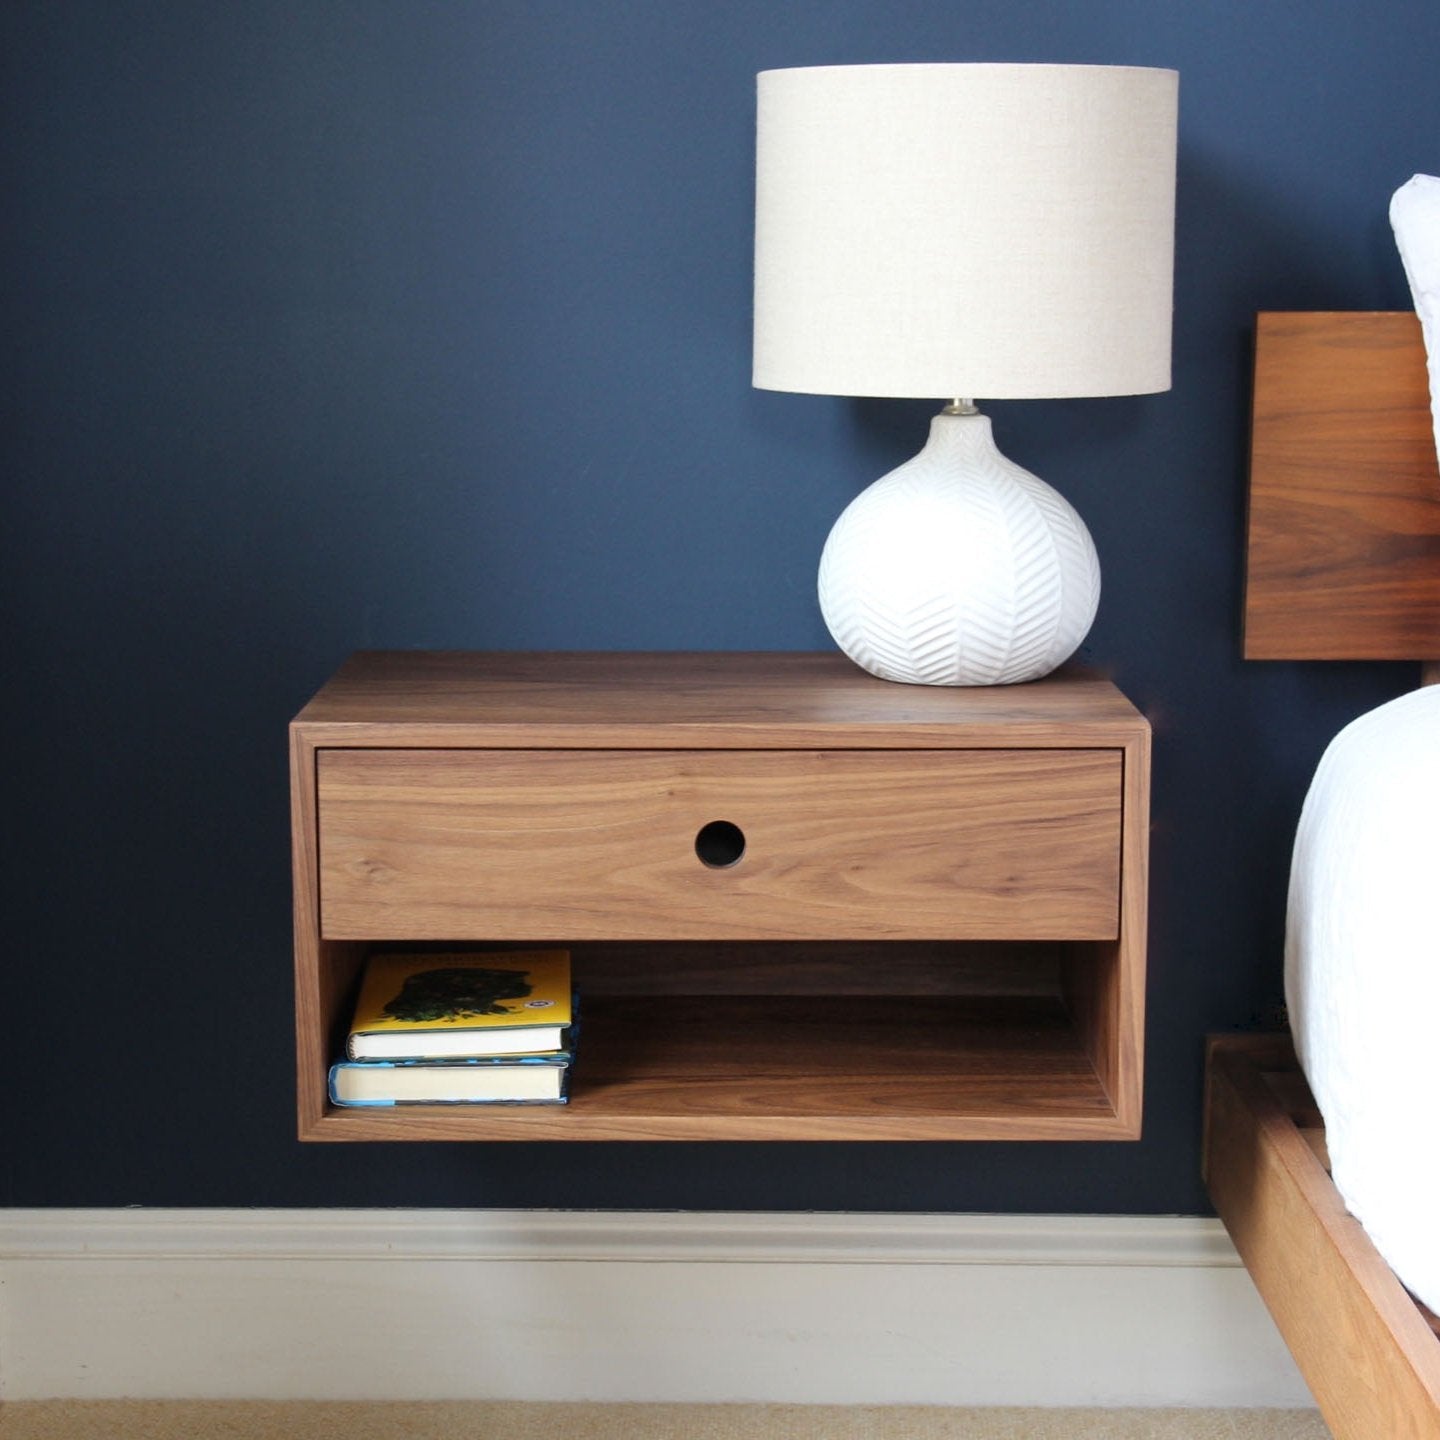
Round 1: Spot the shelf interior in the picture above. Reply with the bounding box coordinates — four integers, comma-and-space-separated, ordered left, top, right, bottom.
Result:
567, 992, 1110, 1119
306, 941, 1121, 1139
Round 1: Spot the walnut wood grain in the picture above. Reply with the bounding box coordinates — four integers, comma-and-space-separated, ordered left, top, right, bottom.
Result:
290, 731, 368, 1135
564, 939, 1064, 996
316, 747, 1122, 943
294, 651, 1147, 748
1245, 311, 1440, 661
1204, 1036, 1440, 1438
304, 995, 1122, 1142
1060, 723, 1149, 1133
291, 653, 1150, 1142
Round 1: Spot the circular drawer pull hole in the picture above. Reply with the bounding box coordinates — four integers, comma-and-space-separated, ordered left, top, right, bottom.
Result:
695, 820, 746, 868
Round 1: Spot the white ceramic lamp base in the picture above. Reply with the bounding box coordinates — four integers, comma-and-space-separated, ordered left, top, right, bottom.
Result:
818, 410, 1101, 686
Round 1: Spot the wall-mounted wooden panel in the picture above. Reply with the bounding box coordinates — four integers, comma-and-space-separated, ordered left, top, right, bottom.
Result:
1245, 311, 1440, 660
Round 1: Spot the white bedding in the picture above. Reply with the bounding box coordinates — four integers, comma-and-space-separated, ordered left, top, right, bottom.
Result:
1285, 685, 1440, 1314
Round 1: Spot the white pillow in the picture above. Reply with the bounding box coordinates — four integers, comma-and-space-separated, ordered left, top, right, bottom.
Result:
1285, 685, 1440, 1314
1390, 173, 1440, 466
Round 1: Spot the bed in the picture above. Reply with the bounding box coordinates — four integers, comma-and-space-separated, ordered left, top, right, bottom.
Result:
1203, 309, 1440, 1438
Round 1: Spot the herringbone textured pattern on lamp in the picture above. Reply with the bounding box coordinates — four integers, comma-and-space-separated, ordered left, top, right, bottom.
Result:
819, 413, 1100, 685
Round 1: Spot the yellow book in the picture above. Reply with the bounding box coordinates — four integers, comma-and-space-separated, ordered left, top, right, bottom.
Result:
345, 950, 573, 1060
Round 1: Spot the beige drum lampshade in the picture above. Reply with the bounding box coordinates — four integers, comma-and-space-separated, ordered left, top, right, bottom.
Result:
753, 63, 1179, 401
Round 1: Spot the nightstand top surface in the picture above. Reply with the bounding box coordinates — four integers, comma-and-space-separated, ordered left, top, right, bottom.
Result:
292, 651, 1146, 749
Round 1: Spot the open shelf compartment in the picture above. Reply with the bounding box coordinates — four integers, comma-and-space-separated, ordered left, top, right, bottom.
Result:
297, 940, 1132, 1141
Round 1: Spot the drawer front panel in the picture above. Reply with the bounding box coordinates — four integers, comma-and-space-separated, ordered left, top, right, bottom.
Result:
316, 749, 1122, 941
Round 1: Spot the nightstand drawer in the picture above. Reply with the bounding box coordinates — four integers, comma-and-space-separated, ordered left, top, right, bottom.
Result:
316, 747, 1122, 941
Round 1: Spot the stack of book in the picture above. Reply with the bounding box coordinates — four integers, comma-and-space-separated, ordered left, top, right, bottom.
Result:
327, 949, 575, 1107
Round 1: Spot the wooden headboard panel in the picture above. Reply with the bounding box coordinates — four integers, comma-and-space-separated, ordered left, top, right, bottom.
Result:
1244, 311, 1440, 662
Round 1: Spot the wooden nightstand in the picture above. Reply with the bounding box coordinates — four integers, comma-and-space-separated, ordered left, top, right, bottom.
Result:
290, 651, 1149, 1141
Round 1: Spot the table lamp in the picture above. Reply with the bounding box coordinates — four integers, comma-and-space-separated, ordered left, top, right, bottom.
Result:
753, 63, 1178, 685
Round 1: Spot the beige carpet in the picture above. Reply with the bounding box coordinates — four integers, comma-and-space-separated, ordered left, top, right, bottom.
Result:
0, 1403, 1333, 1439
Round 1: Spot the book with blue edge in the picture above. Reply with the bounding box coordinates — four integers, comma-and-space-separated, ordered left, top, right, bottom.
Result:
328, 1053, 570, 1107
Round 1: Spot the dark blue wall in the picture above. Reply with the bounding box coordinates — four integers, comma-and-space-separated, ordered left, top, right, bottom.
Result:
3, 1, 1430, 1210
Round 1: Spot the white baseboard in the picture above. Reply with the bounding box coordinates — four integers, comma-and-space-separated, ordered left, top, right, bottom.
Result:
0, 1209, 1310, 1406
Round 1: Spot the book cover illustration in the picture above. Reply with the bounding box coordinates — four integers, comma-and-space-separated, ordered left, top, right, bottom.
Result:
329, 1054, 570, 1107
346, 949, 573, 1060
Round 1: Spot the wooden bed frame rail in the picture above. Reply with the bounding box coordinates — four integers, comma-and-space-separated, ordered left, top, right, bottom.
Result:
1204, 1035, 1440, 1439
